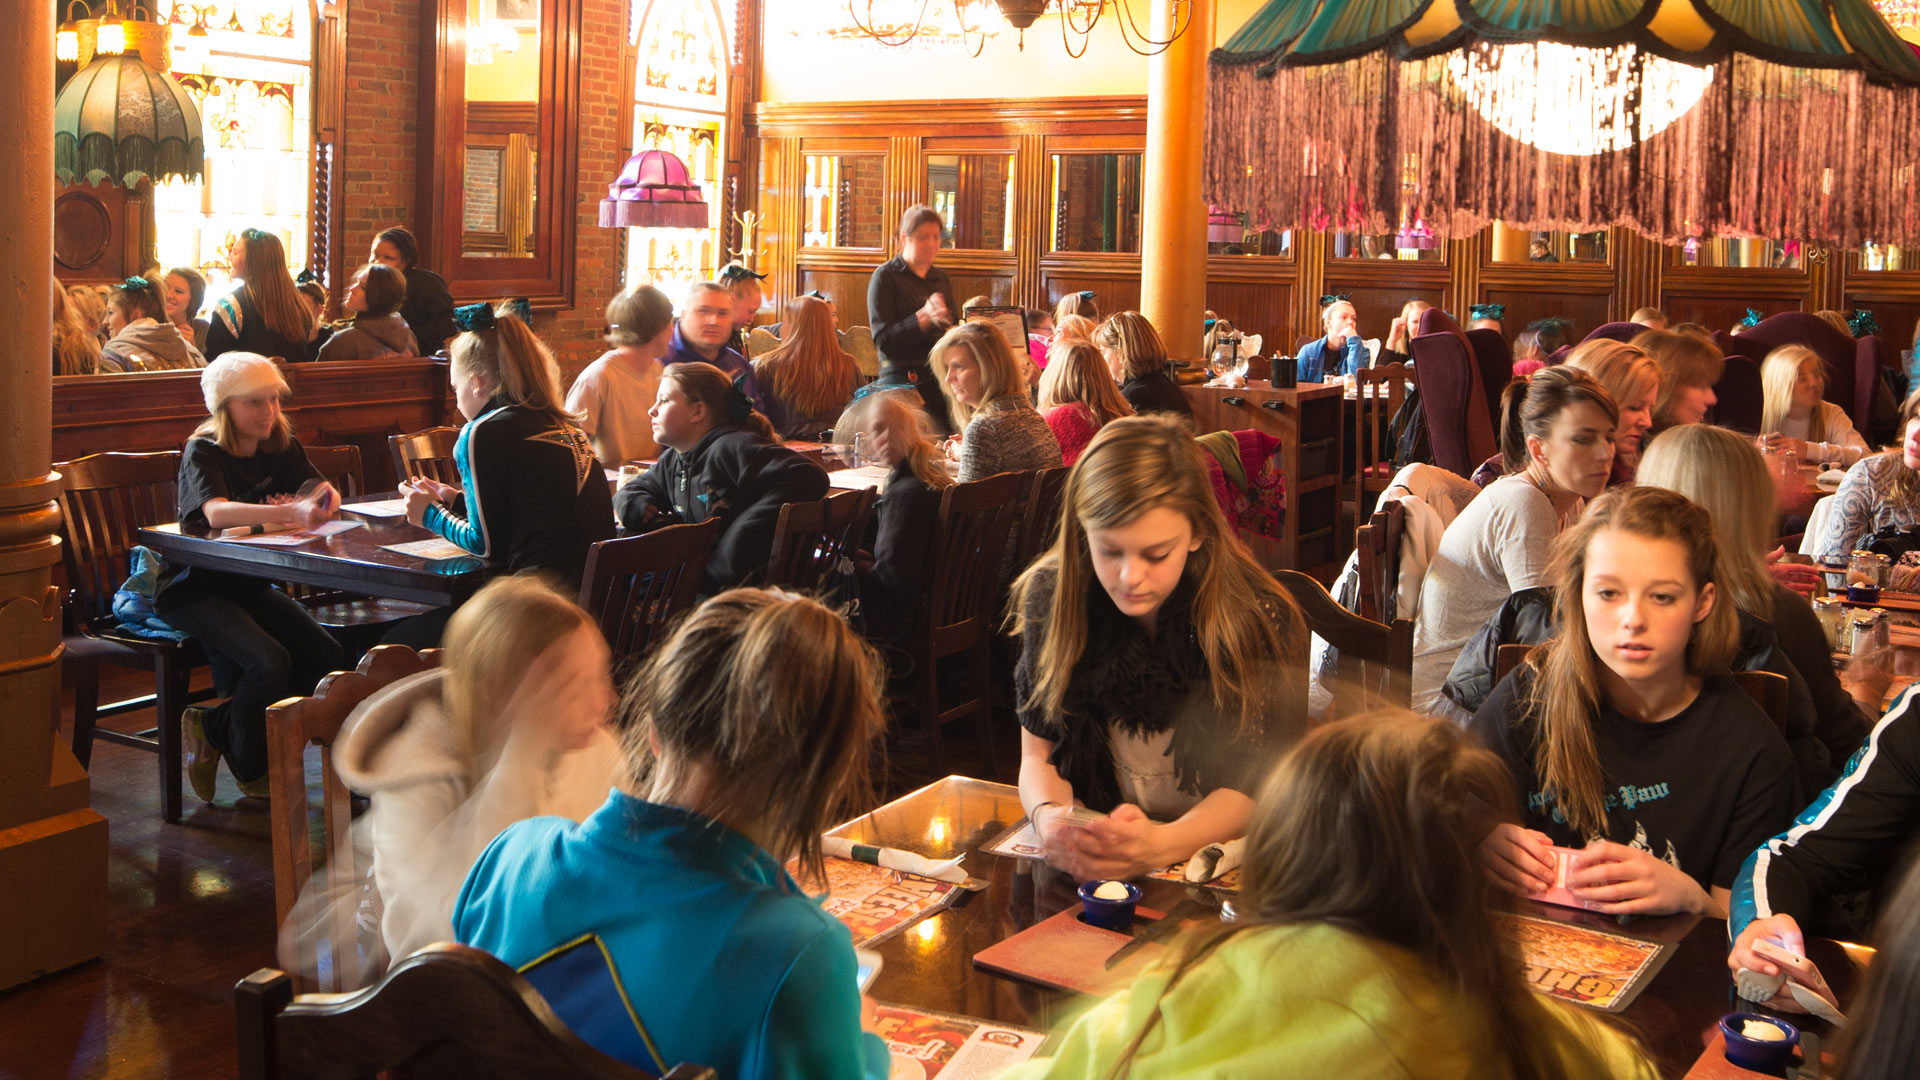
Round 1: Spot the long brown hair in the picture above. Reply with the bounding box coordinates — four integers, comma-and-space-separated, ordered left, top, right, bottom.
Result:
236, 229, 316, 345
442, 575, 597, 758
1635, 424, 1778, 620
661, 361, 777, 441
1037, 340, 1133, 428
1498, 364, 1619, 475
1887, 387, 1920, 509
1832, 850, 1920, 1079
1107, 714, 1635, 1080
1092, 310, 1170, 382
754, 296, 860, 418
931, 321, 1027, 427
53, 280, 100, 376
449, 302, 573, 422
1011, 416, 1306, 733
618, 588, 885, 885
1634, 328, 1725, 430
1525, 487, 1740, 836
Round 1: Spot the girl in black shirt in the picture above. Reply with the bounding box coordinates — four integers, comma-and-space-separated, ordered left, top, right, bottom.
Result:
1093, 312, 1193, 427
1471, 487, 1795, 917
205, 229, 317, 363
158, 353, 344, 798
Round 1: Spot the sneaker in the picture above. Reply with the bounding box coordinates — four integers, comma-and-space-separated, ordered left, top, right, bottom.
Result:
236, 773, 272, 801
181, 705, 220, 803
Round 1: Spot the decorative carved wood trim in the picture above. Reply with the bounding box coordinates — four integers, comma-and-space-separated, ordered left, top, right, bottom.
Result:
751, 96, 1148, 138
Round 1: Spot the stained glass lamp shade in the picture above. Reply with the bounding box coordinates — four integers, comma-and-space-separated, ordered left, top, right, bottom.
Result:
1207, 0, 1920, 247
55, 53, 205, 187
599, 148, 710, 228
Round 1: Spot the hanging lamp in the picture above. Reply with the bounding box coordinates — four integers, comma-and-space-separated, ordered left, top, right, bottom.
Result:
598, 148, 710, 228
55, 51, 206, 188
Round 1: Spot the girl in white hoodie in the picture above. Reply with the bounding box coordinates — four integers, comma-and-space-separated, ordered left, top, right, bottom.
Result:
299, 575, 621, 983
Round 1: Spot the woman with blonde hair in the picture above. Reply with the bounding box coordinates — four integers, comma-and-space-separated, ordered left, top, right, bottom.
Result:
101, 275, 206, 371
933, 321, 1061, 482
456, 589, 892, 1080
1013, 417, 1308, 881
1037, 340, 1134, 465
753, 294, 861, 439
1052, 313, 1096, 348
323, 575, 619, 980
1094, 311, 1193, 424
67, 284, 108, 343
844, 392, 953, 644
1818, 386, 1920, 562
1003, 714, 1654, 1079
1471, 487, 1795, 918
1760, 344, 1868, 465
1638, 424, 1876, 789
206, 228, 317, 363
52, 279, 100, 375
1379, 298, 1432, 366
1634, 327, 1723, 431
567, 283, 675, 467
1565, 338, 1659, 484
401, 301, 614, 590
1054, 289, 1099, 327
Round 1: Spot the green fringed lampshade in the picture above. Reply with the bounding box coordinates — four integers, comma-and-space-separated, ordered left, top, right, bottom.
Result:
55, 53, 205, 188
1207, 0, 1920, 247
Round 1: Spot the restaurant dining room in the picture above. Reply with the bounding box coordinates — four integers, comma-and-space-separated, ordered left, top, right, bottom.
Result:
10, 0, 1920, 1076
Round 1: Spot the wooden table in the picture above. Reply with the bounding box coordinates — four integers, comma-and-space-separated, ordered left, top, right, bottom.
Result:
137, 499, 495, 608
1180, 381, 1346, 582
835, 776, 1860, 1079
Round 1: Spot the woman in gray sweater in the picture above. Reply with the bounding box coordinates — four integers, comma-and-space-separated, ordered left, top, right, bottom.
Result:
936, 322, 1062, 581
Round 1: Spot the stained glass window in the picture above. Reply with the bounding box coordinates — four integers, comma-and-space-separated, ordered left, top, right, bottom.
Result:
151, 1, 313, 304
626, 0, 732, 300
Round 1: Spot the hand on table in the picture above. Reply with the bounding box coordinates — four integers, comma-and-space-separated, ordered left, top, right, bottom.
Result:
1762, 433, 1810, 459
1764, 547, 1821, 598
407, 475, 461, 503
1565, 840, 1712, 916
1045, 804, 1170, 881
1729, 915, 1840, 1014
1478, 824, 1557, 896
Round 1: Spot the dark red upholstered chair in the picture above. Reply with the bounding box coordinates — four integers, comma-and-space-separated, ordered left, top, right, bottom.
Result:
1721, 313, 1862, 429
1464, 328, 1513, 425
1410, 307, 1496, 477
1581, 321, 1647, 345
1712, 355, 1765, 433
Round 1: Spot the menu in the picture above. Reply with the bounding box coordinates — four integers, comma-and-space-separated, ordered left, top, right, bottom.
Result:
1500, 913, 1673, 1013
874, 1004, 1045, 1079
799, 856, 962, 948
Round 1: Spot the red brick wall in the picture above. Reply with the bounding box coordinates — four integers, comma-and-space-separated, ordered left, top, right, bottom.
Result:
334, 0, 629, 386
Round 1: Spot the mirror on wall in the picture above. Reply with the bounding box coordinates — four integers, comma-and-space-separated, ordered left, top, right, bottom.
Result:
1671, 237, 1803, 269
926, 153, 1012, 251
1049, 153, 1141, 254
1490, 229, 1608, 263
801, 154, 887, 249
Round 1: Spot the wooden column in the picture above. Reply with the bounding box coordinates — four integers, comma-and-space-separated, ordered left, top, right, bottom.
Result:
1140, 0, 1213, 360
0, 0, 107, 991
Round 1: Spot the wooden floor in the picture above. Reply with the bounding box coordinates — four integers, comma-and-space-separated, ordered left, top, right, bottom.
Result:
0, 664, 1011, 1080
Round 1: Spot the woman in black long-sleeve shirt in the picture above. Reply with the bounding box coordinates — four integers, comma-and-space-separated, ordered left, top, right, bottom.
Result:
866, 204, 957, 433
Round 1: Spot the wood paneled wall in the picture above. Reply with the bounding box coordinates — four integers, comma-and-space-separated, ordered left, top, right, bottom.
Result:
747, 95, 1920, 360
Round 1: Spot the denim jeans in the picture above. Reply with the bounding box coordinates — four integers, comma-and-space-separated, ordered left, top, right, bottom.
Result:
162, 586, 343, 783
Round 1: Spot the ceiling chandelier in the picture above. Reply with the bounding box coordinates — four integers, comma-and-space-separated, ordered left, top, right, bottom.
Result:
1206, 0, 1920, 248
846, 0, 1193, 56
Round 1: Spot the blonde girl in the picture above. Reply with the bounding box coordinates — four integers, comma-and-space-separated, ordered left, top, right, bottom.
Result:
753, 294, 861, 439
1380, 297, 1433, 365
1002, 715, 1654, 1080
160, 353, 344, 799
1471, 487, 1796, 917
844, 392, 953, 643
932, 321, 1060, 482
1564, 338, 1659, 483
1013, 417, 1308, 881
1054, 289, 1099, 327
1037, 340, 1135, 465
326, 575, 619, 978
1094, 311, 1193, 424
455, 589, 892, 1080
206, 228, 317, 363
53, 279, 100, 375
1760, 344, 1869, 465
101, 275, 205, 371
401, 301, 614, 588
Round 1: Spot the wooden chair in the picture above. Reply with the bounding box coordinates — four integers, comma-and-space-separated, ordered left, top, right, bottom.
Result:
285, 444, 436, 628
303, 443, 366, 499
763, 488, 876, 592
55, 450, 209, 823
1494, 643, 1533, 688
267, 645, 442, 993
1350, 363, 1406, 518
389, 426, 462, 488
237, 943, 714, 1080
578, 521, 719, 667
1014, 466, 1071, 570
895, 471, 1025, 774
1354, 500, 1406, 625
1274, 569, 1412, 719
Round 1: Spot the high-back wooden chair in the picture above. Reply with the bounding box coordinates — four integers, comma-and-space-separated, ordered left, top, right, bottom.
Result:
764, 489, 876, 592
55, 450, 209, 823
1350, 363, 1406, 518
1354, 500, 1406, 625
267, 645, 442, 993
389, 426, 462, 488
1494, 643, 1533, 688
280, 443, 434, 628
1274, 569, 1412, 720
578, 521, 719, 667
1015, 466, 1071, 570
896, 471, 1024, 773
237, 944, 715, 1080
303, 443, 366, 499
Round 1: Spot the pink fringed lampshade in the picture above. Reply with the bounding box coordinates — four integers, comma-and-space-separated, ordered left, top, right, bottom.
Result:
598, 148, 709, 229
1206, 206, 1243, 245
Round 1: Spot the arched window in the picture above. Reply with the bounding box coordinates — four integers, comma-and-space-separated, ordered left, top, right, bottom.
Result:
151, 1, 316, 303
626, 0, 732, 300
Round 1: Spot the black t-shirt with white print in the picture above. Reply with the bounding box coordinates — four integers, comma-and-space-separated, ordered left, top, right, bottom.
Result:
1470, 665, 1798, 891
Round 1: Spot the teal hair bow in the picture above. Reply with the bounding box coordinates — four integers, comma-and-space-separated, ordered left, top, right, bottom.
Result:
1849, 310, 1881, 338
1319, 293, 1351, 308
1470, 303, 1505, 321
453, 298, 534, 333
1077, 290, 1095, 301
1740, 308, 1763, 327
294, 268, 318, 286
119, 276, 151, 292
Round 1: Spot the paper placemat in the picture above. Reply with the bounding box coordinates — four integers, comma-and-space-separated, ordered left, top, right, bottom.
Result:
217, 520, 362, 545
1500, 913, 1673, 1013
343, 498, 408, 518
379, 537, 477, 561
872, 1004, 1045, 1078
794, 856, 962, 949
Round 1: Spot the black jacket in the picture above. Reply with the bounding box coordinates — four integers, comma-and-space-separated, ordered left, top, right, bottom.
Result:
1442, 587, 1842, 796
402, 267, 458, 357
205, 287, 313, 363
856, 461, 941, 644
613, 425, 830, 593
1120, 372, 1194, 422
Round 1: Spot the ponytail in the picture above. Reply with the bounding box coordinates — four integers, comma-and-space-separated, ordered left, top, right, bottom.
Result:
1498, 365, 1618, 477
448, 300, 572, 421
661, 361, 777, 441
1498, 378, 1530, 474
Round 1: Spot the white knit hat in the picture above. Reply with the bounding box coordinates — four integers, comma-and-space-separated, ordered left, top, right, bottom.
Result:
200, 352, 290, 415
